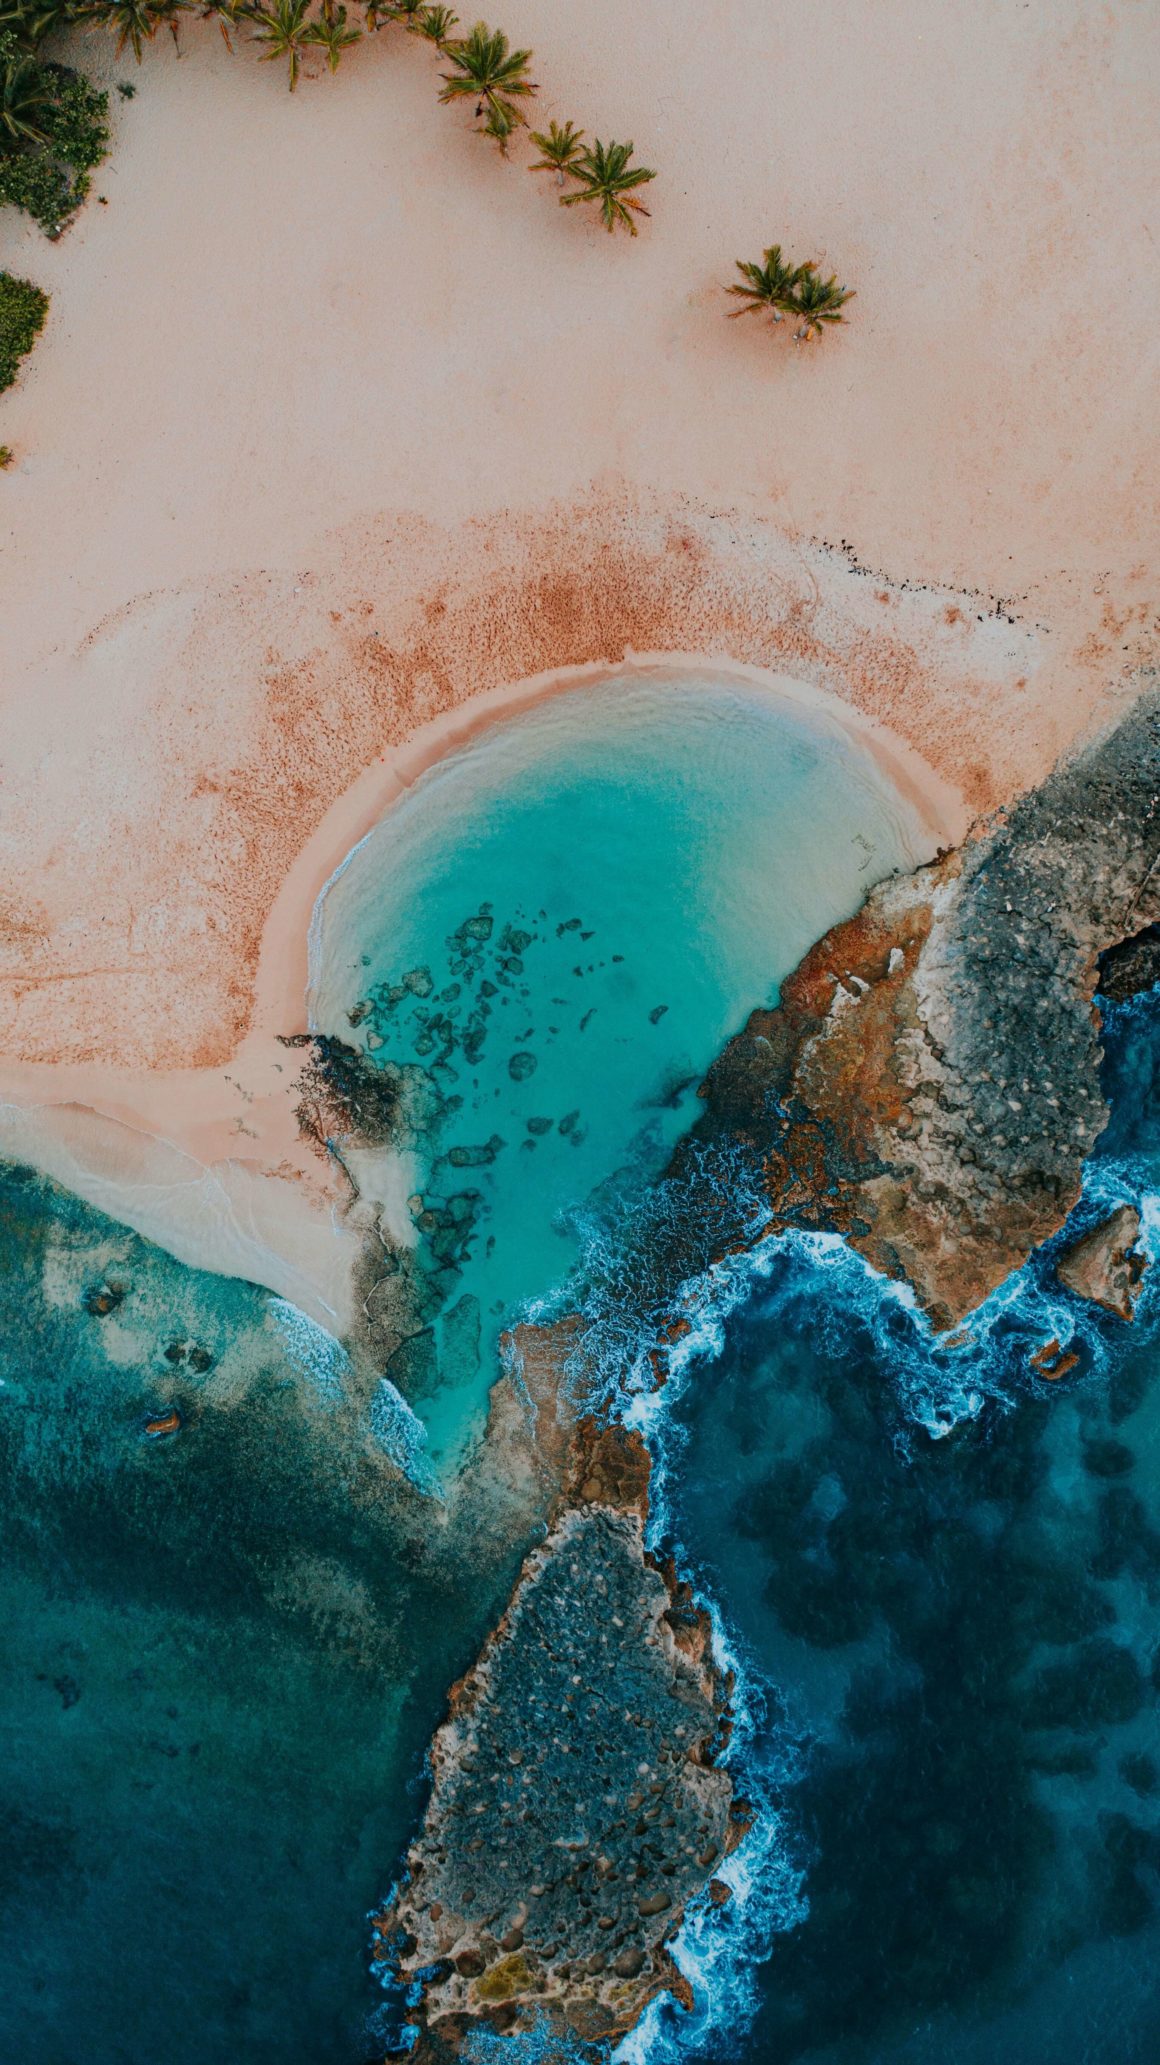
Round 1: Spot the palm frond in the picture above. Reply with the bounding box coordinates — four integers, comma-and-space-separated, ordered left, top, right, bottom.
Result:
726, 244, 804, 321
246, 0, 312, 87
438, 21, 536, 146
76, 0, 167, 62
0, 0, 77, 51
791, 264, 854, 338
558, 137, 656, 234
412, 2, 455, 42
197, 0, 243, 49
302, 0, 360, 67
0, 43, 55, 140
529, 115, 584, 178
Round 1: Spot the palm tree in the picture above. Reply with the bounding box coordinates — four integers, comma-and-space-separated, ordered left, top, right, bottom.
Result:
155, 0, 190, 52
790, 263, 854, 339
438, 21, 536, 148
559, 137, 655, 233
247, 0, 312, 87
0, 0, 76, 49
78, 0, 168, 61
197, 0, 243, 48
0, 42, 53, 141
726, 244, 804, 324
529, 116, 583, 184
413, 2, 455, 42
303, 0, 359, 66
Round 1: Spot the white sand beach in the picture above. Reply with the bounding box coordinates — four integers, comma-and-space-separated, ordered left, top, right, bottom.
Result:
1, 1, 1157, 1315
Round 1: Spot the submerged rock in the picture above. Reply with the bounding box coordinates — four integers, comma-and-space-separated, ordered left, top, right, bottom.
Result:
1057, 1206, 1148, 1321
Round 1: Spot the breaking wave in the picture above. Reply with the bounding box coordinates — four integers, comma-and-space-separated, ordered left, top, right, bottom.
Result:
557, 994, 1160, 2062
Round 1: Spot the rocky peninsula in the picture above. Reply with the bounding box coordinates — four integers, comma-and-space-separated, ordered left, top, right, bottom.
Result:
688, 683, 1160, 1327
367, 685, 1159, 2054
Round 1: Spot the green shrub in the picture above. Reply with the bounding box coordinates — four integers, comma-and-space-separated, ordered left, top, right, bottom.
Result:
0, 269, 49, 392
0, 31, 108, 234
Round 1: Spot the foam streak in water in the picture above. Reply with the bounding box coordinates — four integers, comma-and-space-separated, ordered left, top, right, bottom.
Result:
370, 1376, 444, 1498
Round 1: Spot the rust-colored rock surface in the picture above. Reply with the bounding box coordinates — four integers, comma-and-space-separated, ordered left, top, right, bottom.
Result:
1057, 1205, 1148, 1321
687, 688, 1160, 1328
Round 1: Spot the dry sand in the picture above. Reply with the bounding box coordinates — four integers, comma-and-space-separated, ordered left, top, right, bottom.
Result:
1, 3, 1157, 1315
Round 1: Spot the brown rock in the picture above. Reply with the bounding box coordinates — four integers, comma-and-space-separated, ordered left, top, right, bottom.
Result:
1029, 1337, 1080, 1381
1057, 1206, 1147, 1321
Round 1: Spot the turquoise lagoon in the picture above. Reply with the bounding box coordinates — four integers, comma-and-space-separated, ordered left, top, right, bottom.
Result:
309, 666, 931, 1462
5, 666, 1158, 2065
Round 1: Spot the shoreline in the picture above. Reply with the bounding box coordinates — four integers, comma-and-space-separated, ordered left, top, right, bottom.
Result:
0, 657, 965, 1331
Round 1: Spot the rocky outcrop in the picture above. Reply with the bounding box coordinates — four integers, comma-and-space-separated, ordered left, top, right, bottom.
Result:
686, 687, 1160, 1328
1057, 1205, 1148, 1321
371, 1365, 739, 2056
1099, 924, 1160, 1005
368, 689, 1159, 2058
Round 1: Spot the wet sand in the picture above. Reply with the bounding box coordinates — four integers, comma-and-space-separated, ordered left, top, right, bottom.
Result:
0, 655, 962, 1326
1, 5, 1156, 1309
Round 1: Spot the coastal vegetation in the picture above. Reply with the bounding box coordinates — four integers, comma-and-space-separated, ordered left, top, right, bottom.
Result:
0, 0, 658, 227
528, 114, 583, 181
0, 267, 49, 390
0, 20, 108, 232
556, 133, 655, 233
436, 20, 535, 149
728, 241, 854, 339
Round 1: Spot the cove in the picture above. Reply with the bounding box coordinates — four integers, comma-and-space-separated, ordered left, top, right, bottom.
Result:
309, 665, 936, 1464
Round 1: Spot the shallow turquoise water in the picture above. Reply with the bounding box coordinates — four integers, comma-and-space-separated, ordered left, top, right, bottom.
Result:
4, 675, 1158, 2065
310, 668, 927, 1462
0, 1165, 532, 2063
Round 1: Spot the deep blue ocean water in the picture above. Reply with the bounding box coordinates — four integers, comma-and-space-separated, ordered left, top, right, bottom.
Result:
1, 679, 1157, 2064
634, 986, 1160, 2065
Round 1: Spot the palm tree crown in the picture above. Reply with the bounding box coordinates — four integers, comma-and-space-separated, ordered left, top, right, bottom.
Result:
727, 244, 854, 338
439, 21, 536, 148
790, 264, 854, 338
247, 0, 312, 88
197, 0, 243, 48
559, 137, 655, 234
412, 1, 455, 41
302, 0, 360, 68
529, 116, 584, 182
77, 0, 170, 62
0, 40, 54, 140
727, 244, 805, 323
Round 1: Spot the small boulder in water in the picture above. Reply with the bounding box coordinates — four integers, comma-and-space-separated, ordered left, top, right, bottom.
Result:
143, 1406, 183, 1440
1030, 1337, 1080, 1381
83, 1280, 126, 1318
1057, 1205, 1148, 1321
